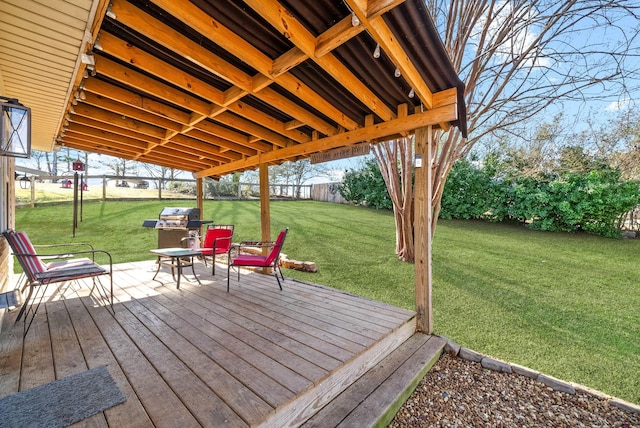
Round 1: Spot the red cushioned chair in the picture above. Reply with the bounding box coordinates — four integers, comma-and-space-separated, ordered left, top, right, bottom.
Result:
2, 229, 113, 336
227, 228, 288, 292
199, 224, 234, 275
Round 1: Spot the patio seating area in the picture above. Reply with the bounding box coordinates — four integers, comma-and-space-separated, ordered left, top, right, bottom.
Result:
0, 259, 426, 427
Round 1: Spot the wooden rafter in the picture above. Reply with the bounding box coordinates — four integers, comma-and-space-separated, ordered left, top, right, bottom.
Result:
243, 0, 396, 122
50, 0, 465, 176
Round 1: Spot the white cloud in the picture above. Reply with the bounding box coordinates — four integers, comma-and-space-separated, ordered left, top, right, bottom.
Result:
475, 1, 550, 69
605, 98, 631, 111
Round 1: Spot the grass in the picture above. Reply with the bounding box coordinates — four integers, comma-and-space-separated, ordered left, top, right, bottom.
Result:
13, 200, 639, 405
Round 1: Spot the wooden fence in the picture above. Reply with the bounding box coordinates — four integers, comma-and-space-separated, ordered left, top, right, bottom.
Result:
14, 174, 324, 206
311, 182, 348, 204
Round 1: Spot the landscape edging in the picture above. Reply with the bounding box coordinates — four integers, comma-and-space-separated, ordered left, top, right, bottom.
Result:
440, 336, 640, 415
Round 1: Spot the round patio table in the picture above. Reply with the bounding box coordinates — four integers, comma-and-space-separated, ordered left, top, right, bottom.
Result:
150, 248, 202, 289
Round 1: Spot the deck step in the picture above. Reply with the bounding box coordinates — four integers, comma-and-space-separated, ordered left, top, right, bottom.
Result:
302, 333, 447, 428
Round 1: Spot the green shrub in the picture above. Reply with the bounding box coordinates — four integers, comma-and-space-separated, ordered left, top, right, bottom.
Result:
441, 159, 640, 237
339, 159, 392, 209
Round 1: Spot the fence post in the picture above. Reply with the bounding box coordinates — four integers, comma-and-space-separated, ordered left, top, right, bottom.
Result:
30, 176, 35, 208
102, 175, 106, 201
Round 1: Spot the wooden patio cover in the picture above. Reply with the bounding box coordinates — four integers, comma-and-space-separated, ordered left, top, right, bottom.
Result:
54, 0, 467, 179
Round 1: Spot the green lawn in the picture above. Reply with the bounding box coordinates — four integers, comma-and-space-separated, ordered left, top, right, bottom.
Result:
13, 200, 639, 405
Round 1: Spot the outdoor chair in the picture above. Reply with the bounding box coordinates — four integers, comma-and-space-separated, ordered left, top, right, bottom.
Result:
3, 229, 113, 336
227, 227, 288, 292
199, 224, 234, 275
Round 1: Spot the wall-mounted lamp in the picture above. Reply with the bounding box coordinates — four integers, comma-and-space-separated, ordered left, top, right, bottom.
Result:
0, 97, 31, 158
19, 174, 30, 189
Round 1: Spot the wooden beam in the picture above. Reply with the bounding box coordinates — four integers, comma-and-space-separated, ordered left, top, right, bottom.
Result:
81, 91, 183, 133
413, 125, 433, 333
259, 163, 271, 263
254, 87, 338, 137
315, 15, 364, 58
97, 31, 225, 105
212, 112, 289, 150
196, 177, 203, 221
244, 0, 396, 122
227, 101, 307, 146
69, 115, 163, 146
98, 31, 314, 143
65, 124, 150, 151
144, 0, 358, 134
187, 126, 259, 157
368, 0, 407, 18
70, 104, 166, 139
94, 55, 212, 117
82, 76, 263, 156
195, 102, 457, 178
93, 55, 295, 150
271, 47, 307, 76
111, 0, 254, 92
64, 127, 212, 167
168, 135, 241, 163
62, 134, 209, 171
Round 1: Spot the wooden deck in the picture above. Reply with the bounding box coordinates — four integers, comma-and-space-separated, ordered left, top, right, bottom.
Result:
0, 260, 419, 427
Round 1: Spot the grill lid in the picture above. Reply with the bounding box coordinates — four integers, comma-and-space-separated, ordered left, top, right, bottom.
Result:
159, 207, 200, 219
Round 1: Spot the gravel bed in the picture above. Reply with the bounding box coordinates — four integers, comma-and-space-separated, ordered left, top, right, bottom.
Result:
389, 353, 639, 427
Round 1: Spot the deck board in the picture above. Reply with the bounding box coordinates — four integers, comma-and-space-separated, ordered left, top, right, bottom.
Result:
1, 259, 417, 427
62, 296, 154, 427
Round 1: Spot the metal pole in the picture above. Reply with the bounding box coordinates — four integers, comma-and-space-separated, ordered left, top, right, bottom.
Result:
80, 172, 84, 222
73, 172, 78, 237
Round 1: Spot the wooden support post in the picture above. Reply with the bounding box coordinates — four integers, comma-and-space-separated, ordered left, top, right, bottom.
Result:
30, 177, 35, 208
196, 176, 204, 238
259, 163, 271, 246
413, 125, 433, 333
259, 163, 272, 274
196, 177, 203, 215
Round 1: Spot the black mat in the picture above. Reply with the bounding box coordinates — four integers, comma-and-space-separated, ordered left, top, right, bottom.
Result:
0, 365, 126, 427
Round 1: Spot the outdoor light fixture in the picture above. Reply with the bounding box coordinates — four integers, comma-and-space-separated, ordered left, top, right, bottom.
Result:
351, 13, 360, 26
394, 67, 401, 77
408, 88, 415, 98
0, 96, 31, 158
373, 43, 381, 58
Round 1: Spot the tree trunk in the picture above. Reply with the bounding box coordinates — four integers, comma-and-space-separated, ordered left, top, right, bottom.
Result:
373, 138, 414, 261
375, 131, 459, 263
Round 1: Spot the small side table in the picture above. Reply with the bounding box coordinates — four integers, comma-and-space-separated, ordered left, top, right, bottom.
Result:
150, 248, 202, 289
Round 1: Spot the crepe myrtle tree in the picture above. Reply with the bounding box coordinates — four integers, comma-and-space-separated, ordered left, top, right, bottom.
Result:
374, 0, 640, 262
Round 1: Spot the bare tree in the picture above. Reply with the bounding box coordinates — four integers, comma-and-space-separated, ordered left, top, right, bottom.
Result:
377, 0, 640, 261
141, 164, 181, 188
101, 156, 133, 185
269, 159, 327, 197
583, 106, 640, 180
28, 150, 46, 172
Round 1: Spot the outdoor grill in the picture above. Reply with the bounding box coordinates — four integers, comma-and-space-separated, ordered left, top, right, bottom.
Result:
142, 207, 212, 248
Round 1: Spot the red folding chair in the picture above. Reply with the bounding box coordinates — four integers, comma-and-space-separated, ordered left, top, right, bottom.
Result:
227, 228, 288, 292
199, 224, 234, 275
